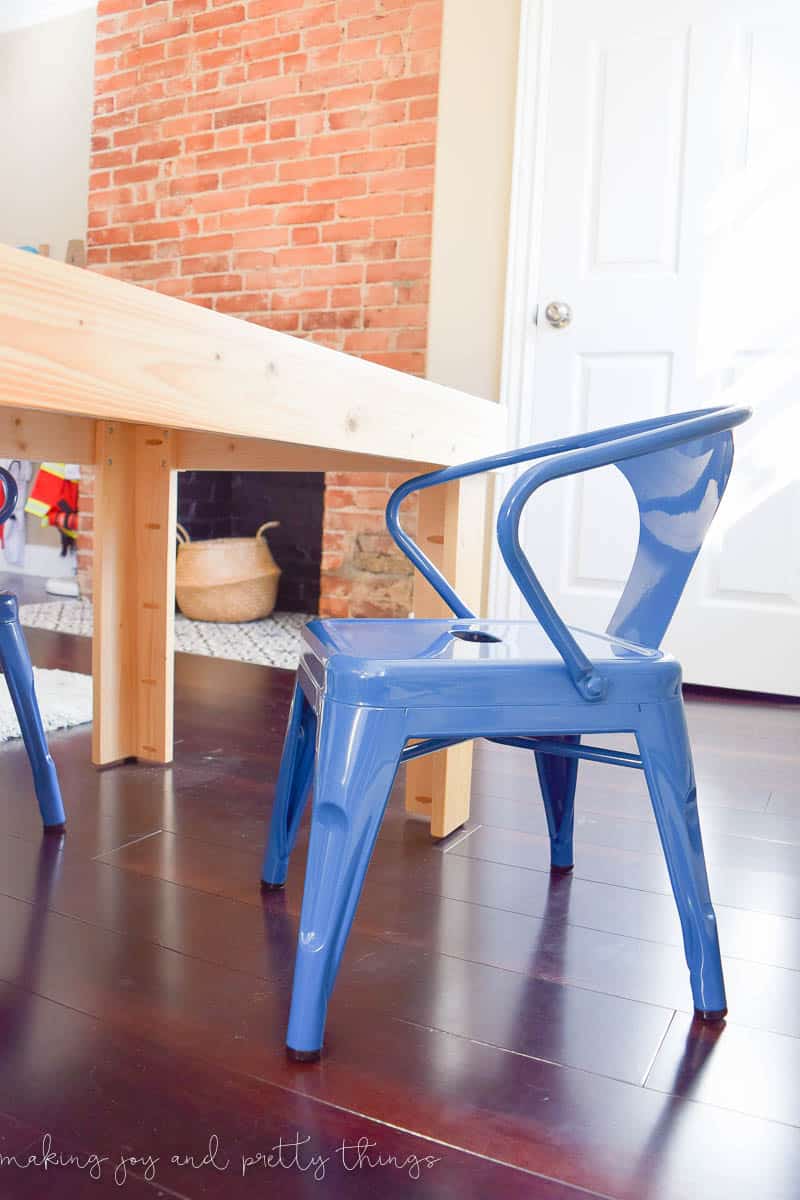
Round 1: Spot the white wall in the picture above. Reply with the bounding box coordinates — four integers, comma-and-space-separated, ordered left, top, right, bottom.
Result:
0, 2, 95, 576
0, 1, 96, 34
427, 0, 521, 402
0, 4, 96, 261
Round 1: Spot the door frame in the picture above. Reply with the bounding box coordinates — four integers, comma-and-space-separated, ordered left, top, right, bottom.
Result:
490, 0, 554, 620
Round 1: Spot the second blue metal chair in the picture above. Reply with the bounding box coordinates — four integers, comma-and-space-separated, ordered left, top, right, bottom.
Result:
262, 405, 751, 1060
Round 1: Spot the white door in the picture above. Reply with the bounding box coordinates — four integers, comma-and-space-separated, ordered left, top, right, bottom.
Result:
499, 0, 800, 695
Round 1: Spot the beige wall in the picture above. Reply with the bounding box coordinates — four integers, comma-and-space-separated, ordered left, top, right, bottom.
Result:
427, 0, 520, 612
0, 6, 96, 261
427, 0, 521, 402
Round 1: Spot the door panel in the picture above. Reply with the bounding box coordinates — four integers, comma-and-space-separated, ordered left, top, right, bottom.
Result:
586, 33, 689, 275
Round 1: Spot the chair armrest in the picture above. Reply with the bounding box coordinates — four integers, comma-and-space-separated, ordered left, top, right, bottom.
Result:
496, 406, 751, 700
385, 407, 732, 621
386, 406, 749, 627
386, 438, 595, 620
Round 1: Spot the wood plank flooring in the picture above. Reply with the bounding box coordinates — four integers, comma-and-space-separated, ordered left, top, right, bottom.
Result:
0, 606, 797, 1197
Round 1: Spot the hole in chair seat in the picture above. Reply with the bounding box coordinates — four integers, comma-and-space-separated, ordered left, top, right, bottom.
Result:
450, 628, 502, 644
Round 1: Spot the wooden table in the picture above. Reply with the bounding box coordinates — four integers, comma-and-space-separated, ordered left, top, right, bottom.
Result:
0, 244, 505, 838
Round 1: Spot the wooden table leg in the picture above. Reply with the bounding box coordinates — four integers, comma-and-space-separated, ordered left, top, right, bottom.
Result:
92, 422, 177, 765
405, 473, 488, 838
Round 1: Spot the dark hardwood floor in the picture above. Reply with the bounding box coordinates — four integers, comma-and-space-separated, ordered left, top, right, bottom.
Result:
0, 602, 797, 1196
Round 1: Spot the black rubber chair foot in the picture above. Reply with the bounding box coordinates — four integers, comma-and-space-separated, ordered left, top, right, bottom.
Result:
695, 1007, 727, 1023
550, 863, 574, 875
43, 823, 66, 836
260, 879, 285, 892
286, 1045, 321, 1063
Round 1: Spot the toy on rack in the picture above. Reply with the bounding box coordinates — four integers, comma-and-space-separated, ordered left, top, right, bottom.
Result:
25, 461, 79, 556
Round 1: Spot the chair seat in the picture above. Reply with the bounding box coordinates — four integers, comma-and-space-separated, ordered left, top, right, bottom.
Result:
300, 618, 682, 708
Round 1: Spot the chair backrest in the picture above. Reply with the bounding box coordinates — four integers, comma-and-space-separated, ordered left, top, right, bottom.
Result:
386, 406, 751, 701
606, 431, 735, 649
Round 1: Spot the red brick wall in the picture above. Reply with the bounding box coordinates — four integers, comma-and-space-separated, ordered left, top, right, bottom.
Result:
82, 0, 442, 615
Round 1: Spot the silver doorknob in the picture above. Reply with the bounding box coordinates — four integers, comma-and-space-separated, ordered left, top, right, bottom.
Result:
544, 300, 572, 328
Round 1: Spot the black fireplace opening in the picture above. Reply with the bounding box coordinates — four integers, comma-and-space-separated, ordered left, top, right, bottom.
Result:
177, 471, 324, 614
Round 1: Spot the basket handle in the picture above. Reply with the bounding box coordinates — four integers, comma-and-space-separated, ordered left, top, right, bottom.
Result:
256, 521, 280, 540
176, 523, 191, 544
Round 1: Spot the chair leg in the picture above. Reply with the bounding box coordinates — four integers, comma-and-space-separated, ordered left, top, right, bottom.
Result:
0, 594, 65, 832
534, 735, 580, 872
261, 680, 316, 889
636, 699, 727, 1021
286, 701, 406, 1061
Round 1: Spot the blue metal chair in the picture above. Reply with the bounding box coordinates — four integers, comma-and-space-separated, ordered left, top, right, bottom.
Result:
262, 405, 751, 1060
0, 467, 66, 834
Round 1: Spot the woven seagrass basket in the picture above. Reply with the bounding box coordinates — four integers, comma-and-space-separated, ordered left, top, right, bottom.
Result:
175, 521, 281, 623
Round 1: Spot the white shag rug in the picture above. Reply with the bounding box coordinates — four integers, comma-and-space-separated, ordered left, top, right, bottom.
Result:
18, 600, 312, 671
0, 668, 92, 743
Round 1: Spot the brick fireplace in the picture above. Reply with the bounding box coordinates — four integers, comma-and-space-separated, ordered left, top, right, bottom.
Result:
79, 0, 442, 616
178, 470, 324, 613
